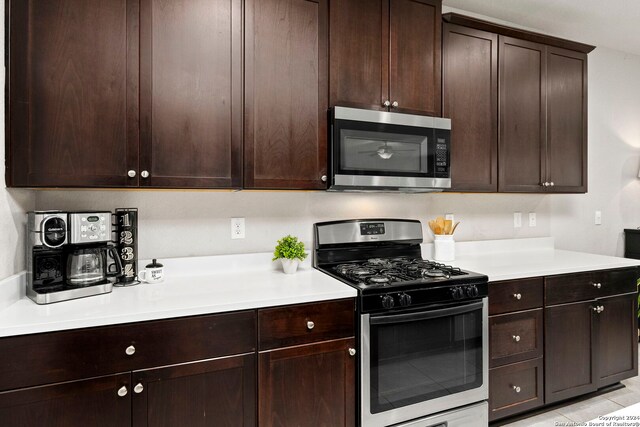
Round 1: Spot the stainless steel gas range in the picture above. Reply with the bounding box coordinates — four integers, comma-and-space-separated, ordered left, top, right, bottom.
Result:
313, 219, 489, 427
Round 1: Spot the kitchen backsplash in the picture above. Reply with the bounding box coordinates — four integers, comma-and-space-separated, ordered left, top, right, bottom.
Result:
35, 190, 550, 261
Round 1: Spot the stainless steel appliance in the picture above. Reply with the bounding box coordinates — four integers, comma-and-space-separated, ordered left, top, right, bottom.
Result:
313, 219, 488, 427
328, 107, 451, 192
27, 211, 121, 304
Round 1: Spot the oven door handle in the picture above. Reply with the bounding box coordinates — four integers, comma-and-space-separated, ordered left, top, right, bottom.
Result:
369, 300, 484, 325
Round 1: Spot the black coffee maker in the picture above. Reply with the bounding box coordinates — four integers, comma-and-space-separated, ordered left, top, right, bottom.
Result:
27, 211, 122, 304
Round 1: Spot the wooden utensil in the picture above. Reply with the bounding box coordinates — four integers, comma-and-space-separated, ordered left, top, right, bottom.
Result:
444, 220, 452, 235
451, 221, 460, 234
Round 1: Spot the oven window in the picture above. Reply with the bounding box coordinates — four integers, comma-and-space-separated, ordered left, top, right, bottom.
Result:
339, 129, 429, 174
368, 303, 483, 413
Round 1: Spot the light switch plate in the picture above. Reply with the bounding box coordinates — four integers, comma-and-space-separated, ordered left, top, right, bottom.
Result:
529, 213, 537, 227
595, 211, 602, 225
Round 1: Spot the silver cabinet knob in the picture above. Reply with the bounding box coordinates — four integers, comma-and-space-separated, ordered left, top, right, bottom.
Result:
550, 182, 555, 186
541, 182, 549, 187
117, 386, 128, 397
592, 282, 602, 289
383, 100, 391, 107
513, 386, 521, 393
141, 170, 150, 179
598, 305, 605, 313
133, 383, 144, 394
306, 321, 315, 330
592, 306, 604, 313
391, 101, 399, 108
348, 348, 356, 356
125, 345, 136, 356
513, 335, 521, 342
127, 170, 136, 178
321, 175, 327, 182
513, 293, 522, 300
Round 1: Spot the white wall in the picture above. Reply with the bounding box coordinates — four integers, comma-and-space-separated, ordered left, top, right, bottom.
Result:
550, 47, 640, 256
35, 191, 550, 261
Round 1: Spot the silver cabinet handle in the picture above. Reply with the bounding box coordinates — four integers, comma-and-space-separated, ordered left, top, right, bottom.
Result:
513, 386, 521, 393
117, 386, 128, 397
513, 293, 522, 300
306, 321, 315, 330
512, 335, 521, 342
348, 348, 356, 356
141, 170, 150, 179
134, 383, 144, 394
127, 170, 136, 178
391, 101, 399, 108
383, 100, 391, 107
321, 175, 327, 182
125, 345, 136, 356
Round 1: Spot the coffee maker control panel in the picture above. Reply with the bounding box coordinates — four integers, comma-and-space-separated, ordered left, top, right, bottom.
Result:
68, 212, 111, 244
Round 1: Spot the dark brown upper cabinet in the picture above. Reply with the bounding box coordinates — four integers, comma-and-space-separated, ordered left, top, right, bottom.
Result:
443, 23, 498, 192
329, 0, 441, 116
443, 13, 593, 194
244, 0, 329, 189
139, 0, 243, 188
7, 0, 140, 187
8, 0, 242, 189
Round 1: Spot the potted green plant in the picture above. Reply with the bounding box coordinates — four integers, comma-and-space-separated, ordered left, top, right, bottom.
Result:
273, 235, 308, 274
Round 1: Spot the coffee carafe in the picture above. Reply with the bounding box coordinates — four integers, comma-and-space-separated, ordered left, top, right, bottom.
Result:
66, 245, 122, 286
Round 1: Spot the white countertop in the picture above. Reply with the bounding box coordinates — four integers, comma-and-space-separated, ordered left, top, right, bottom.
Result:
422, 237, 640, 281
0, 253, 356, 338
1, 237, 639, 338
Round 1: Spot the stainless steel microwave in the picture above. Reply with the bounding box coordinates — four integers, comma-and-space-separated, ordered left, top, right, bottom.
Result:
328, 107, 451, 192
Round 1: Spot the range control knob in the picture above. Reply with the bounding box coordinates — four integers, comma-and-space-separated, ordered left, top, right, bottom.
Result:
381, 294, 395, 309
466, 285, 479, 298
451, 286, 464, 300
398, 293, 412, 307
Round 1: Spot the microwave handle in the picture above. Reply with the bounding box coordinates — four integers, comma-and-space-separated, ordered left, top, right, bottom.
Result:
370, 300, 484, 325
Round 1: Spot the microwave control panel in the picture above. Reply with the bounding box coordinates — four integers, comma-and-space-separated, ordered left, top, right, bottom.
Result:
434, 129, 450, 178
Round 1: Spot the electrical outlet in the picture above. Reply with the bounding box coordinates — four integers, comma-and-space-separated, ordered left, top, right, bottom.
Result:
514, 212, 522, 228
231, 218, 245, 239
529, 213, 537, 227
595, 211, 602, 225
445, 213, 454, 223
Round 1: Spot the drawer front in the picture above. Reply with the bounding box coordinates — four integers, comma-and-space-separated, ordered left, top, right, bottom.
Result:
489, 278, 543, 315
490, 309, 543, 368
489, 357, 544, 422
545, 268, 638, 305
0, 310, 256, 392
259, 299, 355, 350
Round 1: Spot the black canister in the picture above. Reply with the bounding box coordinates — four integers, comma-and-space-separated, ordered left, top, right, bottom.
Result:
114, 208, 139, 286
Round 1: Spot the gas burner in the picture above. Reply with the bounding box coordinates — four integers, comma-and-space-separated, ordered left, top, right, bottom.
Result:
423, 268, 450, 279
368, 275, 390, 284
353, 268, 376, 276
367, 258, 388, 265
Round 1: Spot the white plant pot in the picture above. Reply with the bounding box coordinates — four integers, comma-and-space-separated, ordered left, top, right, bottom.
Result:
280, 258, 300, 274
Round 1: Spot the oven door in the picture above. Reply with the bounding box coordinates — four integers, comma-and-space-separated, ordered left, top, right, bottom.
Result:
361, 298, 488, 427
329, 107, 451, 191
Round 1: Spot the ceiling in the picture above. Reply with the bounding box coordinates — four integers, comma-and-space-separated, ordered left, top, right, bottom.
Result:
443, 0, 640, 56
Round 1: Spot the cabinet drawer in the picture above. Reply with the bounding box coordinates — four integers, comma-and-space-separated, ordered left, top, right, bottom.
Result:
545, 268, 638, 305
259, 299, 355, 350
0, 310, 256, 392
489, 357, 544, 421
489, 277, 543, 315
490, 309, 543, 368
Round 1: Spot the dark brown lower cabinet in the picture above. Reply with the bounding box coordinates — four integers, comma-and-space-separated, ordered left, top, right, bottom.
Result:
545, 292, 638, 404
133, 354, 256, 427
489, 357, 544, 421
0, 373, 131, 427
259, 337, 355, 427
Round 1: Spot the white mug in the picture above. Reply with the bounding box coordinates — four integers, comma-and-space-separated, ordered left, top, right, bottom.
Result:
139, 267, 164, 283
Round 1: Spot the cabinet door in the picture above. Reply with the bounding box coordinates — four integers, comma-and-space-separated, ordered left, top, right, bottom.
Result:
545, 300, 596, 404
389, 0, 441, 116
244, 0, 328, 189
498, 36, 547, 192
443, 24, 498, 191
139, 0, 242, 188
8, 0, 139, 187
0, 374, 130, 427
259, 338, 355, 427
329, 0, 388, 110
597, 293, 638, 387
546, 47, 588, 193
133, 354, 256, 427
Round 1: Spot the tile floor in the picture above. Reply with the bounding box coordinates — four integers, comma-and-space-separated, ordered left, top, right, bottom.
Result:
503, 344, 640, 426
